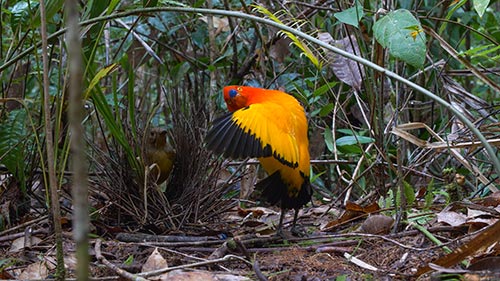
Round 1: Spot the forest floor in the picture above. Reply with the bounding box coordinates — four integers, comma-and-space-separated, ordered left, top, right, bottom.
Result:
1, 193, 500, 280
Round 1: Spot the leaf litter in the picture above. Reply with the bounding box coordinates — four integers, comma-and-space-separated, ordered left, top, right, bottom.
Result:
1, 189, 500, 280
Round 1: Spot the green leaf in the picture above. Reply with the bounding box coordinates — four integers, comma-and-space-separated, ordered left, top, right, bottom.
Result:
473, 0, 490, 18
32, 0, 64, 27
337, 145, 363, 154
336, 129, 356, 135
123, 255, 134, 266
336, 135, 374, 146
324, 127, 334, 153
319, 103, 334, 117
334, 4, 364, 28
312, 82, 338, 97
10, 1, 32, 28
373, 9, 426, 68
84, 64, 118, 100
403, 181, 416, 206
336, 274, 348, 281
424, 179, 435, 209
439, 0, 467, 34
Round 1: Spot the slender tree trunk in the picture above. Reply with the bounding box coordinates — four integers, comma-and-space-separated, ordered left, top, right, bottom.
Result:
39, 0, 65, 279
66, 0, 90, 280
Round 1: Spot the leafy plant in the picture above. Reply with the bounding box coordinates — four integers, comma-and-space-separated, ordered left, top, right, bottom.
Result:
0, 109, 28, 193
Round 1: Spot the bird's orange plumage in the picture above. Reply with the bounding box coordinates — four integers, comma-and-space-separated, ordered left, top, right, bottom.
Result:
206, 85, 311, 234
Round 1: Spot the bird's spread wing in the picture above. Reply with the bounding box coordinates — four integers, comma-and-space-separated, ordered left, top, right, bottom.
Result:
206, 103, 301, 168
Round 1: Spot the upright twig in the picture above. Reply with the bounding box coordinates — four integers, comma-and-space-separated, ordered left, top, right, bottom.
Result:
66, 0, 90, 279
39, 0, 65, 278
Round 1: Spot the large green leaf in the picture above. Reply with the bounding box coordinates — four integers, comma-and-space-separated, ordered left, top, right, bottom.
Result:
373, 9, 426, 68
334, 3, 364, 28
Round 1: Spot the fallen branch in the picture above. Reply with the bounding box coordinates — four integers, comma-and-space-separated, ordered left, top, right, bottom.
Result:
116, 232, 215, 243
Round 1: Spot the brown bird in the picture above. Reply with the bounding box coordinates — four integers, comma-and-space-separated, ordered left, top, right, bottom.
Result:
144, 128, 176, 185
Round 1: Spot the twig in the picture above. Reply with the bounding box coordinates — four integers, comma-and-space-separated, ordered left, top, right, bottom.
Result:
116, 232, 215, 243
208, 240, 230, 259
234, 237, 268, 281
0, 215, 48, 236
155, 246, 232, 272
137, 239, 224, 248
0, 229, 47, 243
253, 257, 268, 281
95, 239, 147, 281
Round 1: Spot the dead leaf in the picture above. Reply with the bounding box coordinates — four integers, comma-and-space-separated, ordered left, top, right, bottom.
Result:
360, 214, 394, 234
239, 165, 256, 200
142, 248, 168, 273
476, 191, 500, 207
323, 201, 380, 231
346, 201, 380, 213
468, 256, 500, 272
437, 211, 467, 227
165, 269, 217, 281
318, 33, 365, 90
237, 207, 266, 218
467, 208, 493, 219
199, 16, 230, 35
270, 37, 292, 63
9, 236, 42, 253
417, 218, 500, 276
18, 262, 49, 280
165, 269, 251, 281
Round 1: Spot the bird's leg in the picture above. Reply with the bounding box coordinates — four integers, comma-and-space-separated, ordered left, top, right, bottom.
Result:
290, 208, 305, 237
276, 208, 286, 239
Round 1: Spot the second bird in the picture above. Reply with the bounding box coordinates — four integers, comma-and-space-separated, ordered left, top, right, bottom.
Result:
145, 128, 176, 185
206, 85, 311, 235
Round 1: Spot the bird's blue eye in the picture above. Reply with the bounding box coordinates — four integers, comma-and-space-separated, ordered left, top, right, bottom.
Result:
229, 89, 238, 98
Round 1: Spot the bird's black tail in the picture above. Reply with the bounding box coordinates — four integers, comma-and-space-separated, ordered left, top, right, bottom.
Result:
256, 171, 311, 210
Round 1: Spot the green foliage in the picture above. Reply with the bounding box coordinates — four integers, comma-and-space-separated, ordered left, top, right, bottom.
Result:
87, 66, 142, 175
123, 255, 134, 266
336, 275, 348, 281
424, 179, 435, 210
403, 181, 416, 206
334, 3, 364, 28
373, 9, 426, 68
0, 109, 28, 193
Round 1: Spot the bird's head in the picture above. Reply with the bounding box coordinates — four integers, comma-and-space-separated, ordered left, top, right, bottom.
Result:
148, 128, 167, 148
223, 86, 250, 112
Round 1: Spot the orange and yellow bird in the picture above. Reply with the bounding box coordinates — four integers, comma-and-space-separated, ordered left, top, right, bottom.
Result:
206, 85, 311, 235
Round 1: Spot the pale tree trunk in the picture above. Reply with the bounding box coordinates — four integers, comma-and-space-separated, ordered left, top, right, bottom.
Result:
66, 0, 90, 280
